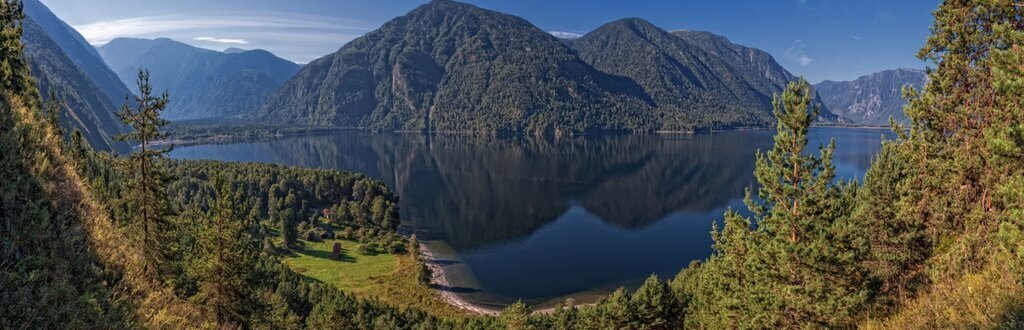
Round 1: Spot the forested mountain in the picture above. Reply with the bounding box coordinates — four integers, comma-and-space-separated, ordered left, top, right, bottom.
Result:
814, 68, 927, 125
22, 17, 128, 152
260, 1, 840, 133
573, 19, 839, 129
668, 29, 839, 122
258, 0, 653, 133
23, 0, 132, 108
97, 38, 300, 120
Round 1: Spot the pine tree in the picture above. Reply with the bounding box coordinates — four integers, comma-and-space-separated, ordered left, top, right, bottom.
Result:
499, 300, 534, 330
194, 175, 256, 326
690, 79, 870, 328
853, 140, 930, 303
753, 78, 870, 328
115, 69, 173, 278
630, 274, 678, 329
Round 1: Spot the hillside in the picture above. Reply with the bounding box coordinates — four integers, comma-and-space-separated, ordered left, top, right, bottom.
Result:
258, 0, 652, 134
23, 0, 133, 107
98, 38, 300, 120
669, 29, 839, 123
814, 68, 927, 125
22, 17, 128, 152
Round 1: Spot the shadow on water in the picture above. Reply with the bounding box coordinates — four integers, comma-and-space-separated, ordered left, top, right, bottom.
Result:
430, 284, 481, 294
426, 259, 460, 266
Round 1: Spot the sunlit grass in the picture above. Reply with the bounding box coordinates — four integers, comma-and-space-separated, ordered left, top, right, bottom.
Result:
281, 239, 467, 319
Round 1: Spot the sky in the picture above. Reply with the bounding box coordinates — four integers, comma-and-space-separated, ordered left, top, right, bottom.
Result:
40, 0, 938, 83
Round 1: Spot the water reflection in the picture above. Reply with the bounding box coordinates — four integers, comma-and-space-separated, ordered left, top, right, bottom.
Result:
170, 127, 892, 306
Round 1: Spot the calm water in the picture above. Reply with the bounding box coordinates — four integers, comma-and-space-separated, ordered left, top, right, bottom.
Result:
169, 127, 894, 309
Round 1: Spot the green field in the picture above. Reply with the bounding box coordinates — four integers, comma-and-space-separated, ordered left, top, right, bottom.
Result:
282, 239, 466, 319
282, 239, 398, 294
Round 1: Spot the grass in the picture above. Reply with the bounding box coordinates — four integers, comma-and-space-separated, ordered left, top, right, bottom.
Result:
282, 239, 397, 294
282, 239, 467, 319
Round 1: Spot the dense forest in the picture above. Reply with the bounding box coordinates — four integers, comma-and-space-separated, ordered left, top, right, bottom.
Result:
2, 0, 1023, 329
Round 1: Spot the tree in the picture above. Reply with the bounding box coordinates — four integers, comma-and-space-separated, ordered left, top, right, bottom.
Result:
499, 300, 533, 330
630, 274, 678, 329
416, 261, 432, 286
279, 208, 296, 248
750, 78, 870, 328
853, 140, 930, 303
115, 69, 173, 278
690, 79, 870, 329
194, 175, 256, 326
0, 0, 37, 103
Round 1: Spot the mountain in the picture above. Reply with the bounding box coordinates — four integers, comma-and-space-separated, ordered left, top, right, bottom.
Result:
22, 17, 128, 153
573, 19, 785, 129
669, 29, 838, 122
259, 0, 652, 133
223, 47, 246, 54
814, 68, 927, 125
572, 20, 840, 128
23, 0, 133, 107
261, 1, 839, 133
97, 38, 301, 120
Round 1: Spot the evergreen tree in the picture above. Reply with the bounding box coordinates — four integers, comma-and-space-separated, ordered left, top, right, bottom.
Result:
630, 274, 677, 329
194, 175, 257, 326
748, 78, 870, 328
690, 79, 870, 328
115, 69, 173, 278
853, 140, 930, 303
499, 300, 534, 330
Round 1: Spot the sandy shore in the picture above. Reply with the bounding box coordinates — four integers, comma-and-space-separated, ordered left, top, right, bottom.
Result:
419, 243, 502, 316
419, 243, 596, 316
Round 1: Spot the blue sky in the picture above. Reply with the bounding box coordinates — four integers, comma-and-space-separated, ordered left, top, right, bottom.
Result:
40, 0, 938, 83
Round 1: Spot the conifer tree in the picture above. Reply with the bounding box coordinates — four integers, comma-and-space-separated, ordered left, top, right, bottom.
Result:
744, 78, 869, 328
194, 175, 256, 326
630, 274, 677, 329
115, 69, 173, 278
499, 300, 534, 330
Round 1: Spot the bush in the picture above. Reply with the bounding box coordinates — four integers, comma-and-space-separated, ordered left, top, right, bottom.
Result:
359, 242, 378, 255
303, 228, 320, 242
387, 241, 406, 254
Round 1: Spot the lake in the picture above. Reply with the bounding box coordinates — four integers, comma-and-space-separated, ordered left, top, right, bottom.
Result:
169, 127, 894, 309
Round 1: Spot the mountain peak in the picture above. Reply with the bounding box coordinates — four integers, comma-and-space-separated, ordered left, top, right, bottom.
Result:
223, 47, 247, 54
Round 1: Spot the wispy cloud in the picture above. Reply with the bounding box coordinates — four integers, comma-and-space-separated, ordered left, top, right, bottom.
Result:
785, 40, 814, 66
194, 36, 248, 44
74, 13, 373, 45
549, 31, 582, 39
73, 13, 377, 62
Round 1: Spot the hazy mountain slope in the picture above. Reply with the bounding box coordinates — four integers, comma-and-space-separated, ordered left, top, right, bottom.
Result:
258, 0, 653, 133
814, 68, 927, 125
22, 17, 128, 152
98, 38, 300, 120
23, 0, 133, 106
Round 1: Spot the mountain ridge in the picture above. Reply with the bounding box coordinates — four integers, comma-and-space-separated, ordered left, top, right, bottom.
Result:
98, 37, 301, 120
259, 1, 840, 133
814, 68, 926, 125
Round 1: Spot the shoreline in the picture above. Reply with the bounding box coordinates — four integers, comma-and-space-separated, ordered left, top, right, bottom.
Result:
419, 243, 502, 316
418, 243, 597, 316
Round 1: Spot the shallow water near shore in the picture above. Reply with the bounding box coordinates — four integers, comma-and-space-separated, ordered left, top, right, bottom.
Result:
170, 127, 893, 308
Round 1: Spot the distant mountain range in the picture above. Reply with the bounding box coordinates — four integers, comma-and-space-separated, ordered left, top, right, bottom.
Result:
815, 68, 927, 126
22, 0, 129, 153
259, 0, 841, 133
98, 38, 301, 120
22, 0, 914, 147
